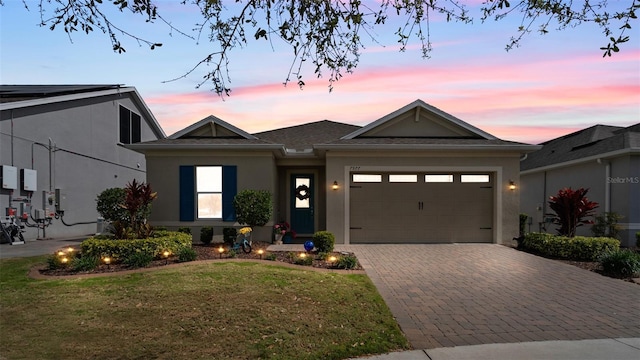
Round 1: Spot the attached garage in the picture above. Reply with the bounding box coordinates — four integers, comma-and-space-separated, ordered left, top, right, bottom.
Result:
349, 172, 494, 243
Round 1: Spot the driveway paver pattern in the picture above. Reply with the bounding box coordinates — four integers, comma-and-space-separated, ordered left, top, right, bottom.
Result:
340, 244, 640, 350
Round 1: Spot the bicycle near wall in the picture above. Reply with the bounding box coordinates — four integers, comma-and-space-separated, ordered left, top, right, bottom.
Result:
1, 213, 25, 245
233, 227, 252, 254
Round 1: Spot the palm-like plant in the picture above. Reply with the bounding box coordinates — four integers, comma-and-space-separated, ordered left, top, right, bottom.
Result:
548, 187, 599, 237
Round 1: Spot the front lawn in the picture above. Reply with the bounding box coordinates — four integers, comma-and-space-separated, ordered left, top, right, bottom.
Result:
0, 256, 408, 360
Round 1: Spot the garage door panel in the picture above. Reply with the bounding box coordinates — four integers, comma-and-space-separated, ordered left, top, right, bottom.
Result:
350, 172, 494, 244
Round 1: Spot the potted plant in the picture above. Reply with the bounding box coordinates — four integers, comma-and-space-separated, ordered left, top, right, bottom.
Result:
273, 222, 289, 245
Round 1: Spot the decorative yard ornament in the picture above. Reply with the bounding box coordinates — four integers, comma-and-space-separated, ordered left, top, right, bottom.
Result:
304, 241, 315, 252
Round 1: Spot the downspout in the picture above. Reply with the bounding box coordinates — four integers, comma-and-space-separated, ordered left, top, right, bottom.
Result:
598, 158, 611, 213
10, 110, 14, 166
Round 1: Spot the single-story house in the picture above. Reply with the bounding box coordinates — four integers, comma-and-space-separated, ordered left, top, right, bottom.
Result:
520, 124, 639, 247
0, 85, 165, 240
129, 100, 539, 244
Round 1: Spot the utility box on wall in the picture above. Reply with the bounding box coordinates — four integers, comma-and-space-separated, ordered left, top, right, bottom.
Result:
1, 165, 18, 190
21, 169, 37, 192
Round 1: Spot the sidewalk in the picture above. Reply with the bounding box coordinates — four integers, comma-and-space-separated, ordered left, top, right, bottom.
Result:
354, 338, 640, 360
0, 236, 85, 259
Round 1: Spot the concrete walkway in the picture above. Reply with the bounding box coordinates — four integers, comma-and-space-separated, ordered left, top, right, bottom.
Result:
341, 244, 640, 359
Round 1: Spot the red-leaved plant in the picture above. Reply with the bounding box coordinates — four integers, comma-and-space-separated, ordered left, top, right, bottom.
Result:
120, 179, 157, 239
547, 187, 599, 237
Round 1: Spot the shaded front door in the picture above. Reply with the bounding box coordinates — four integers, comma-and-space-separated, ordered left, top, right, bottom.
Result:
290, 174, 314, 235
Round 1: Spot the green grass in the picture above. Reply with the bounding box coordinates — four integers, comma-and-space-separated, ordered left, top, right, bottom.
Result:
0, 256, 409, 360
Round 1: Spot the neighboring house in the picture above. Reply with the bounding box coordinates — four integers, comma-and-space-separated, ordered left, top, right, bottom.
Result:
0, 85, 165, 241
130, 99, 539, 245
520, 124, 640, 247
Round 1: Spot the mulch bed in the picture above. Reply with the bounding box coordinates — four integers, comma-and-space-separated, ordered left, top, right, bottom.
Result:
37, 242, 362, 277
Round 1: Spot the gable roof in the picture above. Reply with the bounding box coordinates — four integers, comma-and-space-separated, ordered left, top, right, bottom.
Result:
521, 124, 640, 172
129, 99, 540, 155
255, 120, 361, 150
0, 84, 166, 139
342, 99, 497, 140
169, 115, 257, 140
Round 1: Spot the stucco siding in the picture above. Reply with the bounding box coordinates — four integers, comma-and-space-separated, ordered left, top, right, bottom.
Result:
1, 93, 157, 240
144, 151, 277, 241
520, 153, 639, 247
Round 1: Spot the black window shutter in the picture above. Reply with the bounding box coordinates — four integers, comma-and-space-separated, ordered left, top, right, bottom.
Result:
179, 166, 195, 221
131, 113, 141, 143
222, 166, 237, 221
119, 106, 130, 144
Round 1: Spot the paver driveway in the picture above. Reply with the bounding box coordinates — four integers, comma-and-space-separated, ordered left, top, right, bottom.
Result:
340, 244, 640, 350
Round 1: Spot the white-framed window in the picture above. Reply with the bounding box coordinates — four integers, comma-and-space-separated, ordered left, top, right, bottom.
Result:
119, 105, 141, 144
425, 174, 454, 183
460, 174, 490, 183
389, 174, 418, 183
196, 166, 222, 219
352, 174, 382, 183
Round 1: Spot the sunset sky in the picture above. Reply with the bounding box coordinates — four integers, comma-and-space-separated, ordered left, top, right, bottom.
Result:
1, 1, 638, 144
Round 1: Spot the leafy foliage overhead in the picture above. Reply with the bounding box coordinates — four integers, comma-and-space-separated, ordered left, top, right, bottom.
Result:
14, 0, 639, 94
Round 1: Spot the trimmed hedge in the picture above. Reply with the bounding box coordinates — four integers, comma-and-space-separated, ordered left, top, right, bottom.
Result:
81, 231, 193, 262
312, 231, 335, 253
522, 232, 620, 261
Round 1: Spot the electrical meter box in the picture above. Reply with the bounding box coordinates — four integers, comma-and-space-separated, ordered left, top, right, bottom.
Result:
1, 165, 18, 190
21, 169, 37, 192
55, 188, 64, 212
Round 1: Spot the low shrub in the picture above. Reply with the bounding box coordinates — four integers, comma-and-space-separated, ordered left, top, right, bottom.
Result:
313, 231, 335, 253
200, 226, 214, 245
81, 231, 192, 263
223, 228, 237, 245
335, 255, 358, 270
294, 254, 313, 266
122, 250, 154, 268
265, 253, 277, 261
177, 227, 191, 234
47, 254, 68, 270
177, 247, 197, 262
522, 233, 619, 261
71, 255, 100, 272
599, 249, 640, 278
227, 249, 238, 258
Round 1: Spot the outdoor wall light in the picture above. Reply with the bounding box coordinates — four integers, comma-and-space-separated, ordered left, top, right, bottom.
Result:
332, 181, 339, 190
509, 180, 517, 191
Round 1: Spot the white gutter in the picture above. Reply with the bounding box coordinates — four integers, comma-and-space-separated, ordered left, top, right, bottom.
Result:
521, 148, 639, 175
315, 144, 541, 152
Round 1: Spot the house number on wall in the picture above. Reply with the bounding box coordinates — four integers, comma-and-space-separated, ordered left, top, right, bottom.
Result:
350, 166, 361, 171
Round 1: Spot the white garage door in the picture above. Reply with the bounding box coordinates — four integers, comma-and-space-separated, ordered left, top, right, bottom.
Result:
349, 173, 493, 243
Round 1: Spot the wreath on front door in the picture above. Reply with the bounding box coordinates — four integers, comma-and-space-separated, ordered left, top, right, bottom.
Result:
295, 184, 310, 200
